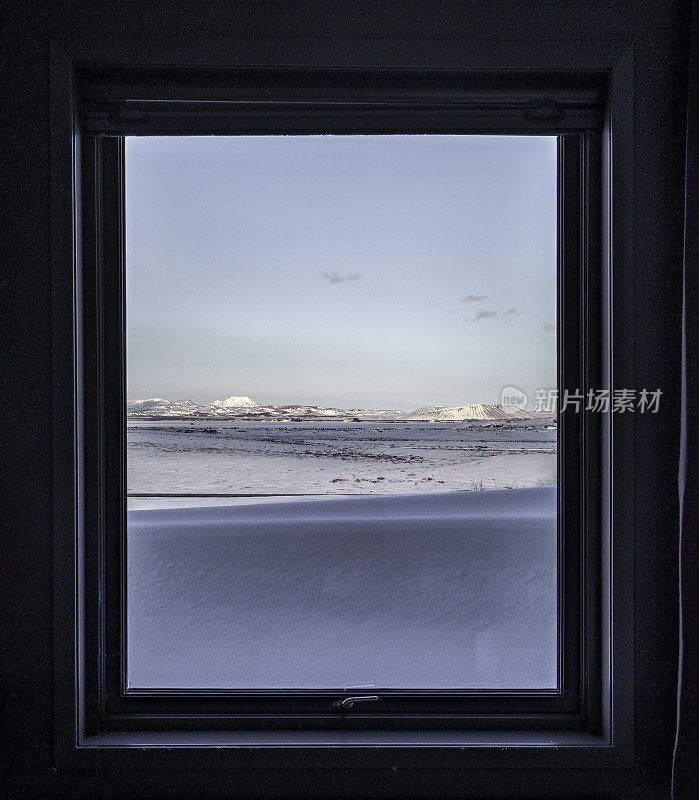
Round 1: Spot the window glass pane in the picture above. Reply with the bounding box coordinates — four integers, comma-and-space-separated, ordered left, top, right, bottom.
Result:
126, 135, 558, 690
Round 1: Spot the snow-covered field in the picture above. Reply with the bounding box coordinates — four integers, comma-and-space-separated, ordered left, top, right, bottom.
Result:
127, 487, 558, 690
127, 419, 557, 502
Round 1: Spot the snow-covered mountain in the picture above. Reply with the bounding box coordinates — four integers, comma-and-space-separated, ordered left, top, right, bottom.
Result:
208, 403, 346, 420
127, 398, 202, 418
127, 396, 349, 420
407, 403, 532, 421
211, 395, 259, 409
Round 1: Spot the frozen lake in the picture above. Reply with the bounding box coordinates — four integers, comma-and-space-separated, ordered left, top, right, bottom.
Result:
127, 419, 557, 505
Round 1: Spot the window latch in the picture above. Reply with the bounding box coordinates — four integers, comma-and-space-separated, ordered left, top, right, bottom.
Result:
333, 695, 379, 710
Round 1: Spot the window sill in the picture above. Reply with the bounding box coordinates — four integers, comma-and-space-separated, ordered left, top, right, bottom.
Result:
63, 729, 630, 770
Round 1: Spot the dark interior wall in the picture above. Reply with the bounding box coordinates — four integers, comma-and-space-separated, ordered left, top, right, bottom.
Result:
0, 2, 689, 798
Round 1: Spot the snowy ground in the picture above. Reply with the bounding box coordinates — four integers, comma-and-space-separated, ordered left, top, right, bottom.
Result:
127, 419, 557, 503
127, 487, 558, 690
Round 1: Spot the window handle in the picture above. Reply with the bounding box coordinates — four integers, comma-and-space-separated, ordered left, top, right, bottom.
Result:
333, 695, 379, 710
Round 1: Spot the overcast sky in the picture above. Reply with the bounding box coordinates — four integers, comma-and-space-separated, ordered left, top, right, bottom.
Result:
126, 134, 557, 409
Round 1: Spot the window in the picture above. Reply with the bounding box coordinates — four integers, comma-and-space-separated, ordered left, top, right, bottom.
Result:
51, 45, 635, 776
124, 134, 559, 693
85, 96, 593, 729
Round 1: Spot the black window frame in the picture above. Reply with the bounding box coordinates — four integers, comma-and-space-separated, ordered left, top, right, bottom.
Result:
89, 127, 590, 729
50, 37, 634, 774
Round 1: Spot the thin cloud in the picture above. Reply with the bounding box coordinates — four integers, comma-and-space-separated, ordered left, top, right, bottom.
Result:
467, 309, 498, 322
320, 272, 361, 284
504, 307, 521, 316
541, 323, 556, 332
461, 293, 487, 303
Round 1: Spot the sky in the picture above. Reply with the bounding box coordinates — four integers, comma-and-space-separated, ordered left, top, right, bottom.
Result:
126, 135, 557, 410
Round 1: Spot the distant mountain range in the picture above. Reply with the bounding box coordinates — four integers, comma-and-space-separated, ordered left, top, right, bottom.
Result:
127, 396, 539, 421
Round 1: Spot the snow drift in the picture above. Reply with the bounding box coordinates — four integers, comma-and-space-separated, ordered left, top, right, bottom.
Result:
127, 487, 557, 690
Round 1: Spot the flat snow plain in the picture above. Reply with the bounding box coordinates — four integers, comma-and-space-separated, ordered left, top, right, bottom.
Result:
127, 419, 557, 499
127, 486, 558, 690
